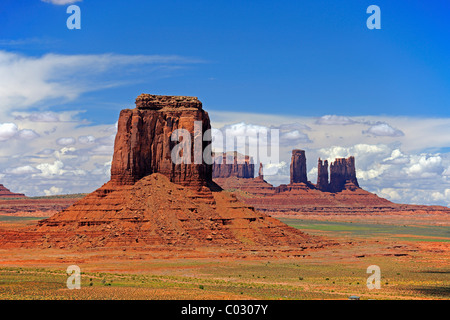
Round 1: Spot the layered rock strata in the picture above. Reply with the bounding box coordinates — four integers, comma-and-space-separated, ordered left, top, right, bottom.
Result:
110, 94, 211, 189
329, 157, 359, 192
316, 159, 329, 192
212, 152, 255, 179
0, 184, 25, 198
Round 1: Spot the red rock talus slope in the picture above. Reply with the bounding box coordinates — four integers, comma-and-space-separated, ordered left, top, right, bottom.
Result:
214, 177, 276, 196
0, 94, 319, 250
0, 184, 25, 198
3, 174, 317, 249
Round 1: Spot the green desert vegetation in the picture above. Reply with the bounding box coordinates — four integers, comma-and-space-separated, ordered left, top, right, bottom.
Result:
0, 217, 447, 300
280, 218, 450, 242
0, 253, 447, 300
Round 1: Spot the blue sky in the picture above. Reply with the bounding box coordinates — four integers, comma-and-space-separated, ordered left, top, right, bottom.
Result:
2, 0, 450, 122
0, 0, 450, 206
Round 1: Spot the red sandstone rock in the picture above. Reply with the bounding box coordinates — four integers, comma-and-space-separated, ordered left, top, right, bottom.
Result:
214, 175, 450, 218
316, 158, 329, 192
214, 176, 276, 196
329, 156, 359, 192
0, 184, 25, 198
110, 94, 212, 189
19, 174, 315, 248
0, 94, 319, 250
212, 152, 255, 179
212, 151, 432, 216
258, 162, 264, 181
290, 149, 307, 184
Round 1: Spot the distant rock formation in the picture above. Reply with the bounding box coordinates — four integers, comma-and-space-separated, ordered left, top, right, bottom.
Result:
328, 157, 359, 192
0, 184, 25, 198
212, 152, 255, 179
210, 151, 450, 218
316, 159, 329, 192
213, 149, 360, 194
290, 149, 308, 184
258, 163, 264, 181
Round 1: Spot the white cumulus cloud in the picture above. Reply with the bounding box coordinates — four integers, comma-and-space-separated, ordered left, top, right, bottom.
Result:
36, 160, 65, 177
315, 115, 358, 125
363, 123, 404, 137
403, 154, 443, 178
44, 186, 63, 196
0, 50, 201, 115
56, 137, 76, 146
0, 123, 18, 141
78, 135, 96, 144
4, 165, 39, 175
18, 129, 40, 140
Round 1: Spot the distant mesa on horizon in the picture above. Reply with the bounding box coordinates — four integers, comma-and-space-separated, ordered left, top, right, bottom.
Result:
212, 149, 360, 194
0, 184, 26, 198
212, 152, 255, 179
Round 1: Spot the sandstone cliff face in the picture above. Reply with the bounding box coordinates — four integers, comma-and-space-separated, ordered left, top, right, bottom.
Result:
290, 149, 307, 184
316, 159, 329, 192
258, 162, 264, 181
315, 156, 359, 192
329, 157, 359, 192
0, 184, 25, 198
212, 152, 255, 179
110, 94, 212, 189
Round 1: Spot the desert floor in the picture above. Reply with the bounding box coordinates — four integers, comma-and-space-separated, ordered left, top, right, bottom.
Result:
0, 211, 448, 300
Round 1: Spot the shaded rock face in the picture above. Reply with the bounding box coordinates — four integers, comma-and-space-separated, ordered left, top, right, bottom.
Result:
290, 149, 307, 184
315, 156, 359, 192
212, 152, 255, 179
316, 159, 329, 192
0, 184, 25, 198
110, 94, 212, 189
329, 157, 359, 192
258, 163, 264, 181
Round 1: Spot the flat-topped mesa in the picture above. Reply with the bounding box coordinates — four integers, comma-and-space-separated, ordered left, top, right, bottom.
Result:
329, 156, 359, 192
0, 184, 25, 198
135, 94, 202, 110
290, 149, 308, 184
212, 152, 255, 179
110, 94, 212, 188
1, 94, 321, 251
316, 159, 329, 192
